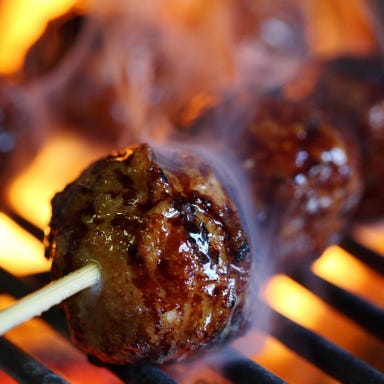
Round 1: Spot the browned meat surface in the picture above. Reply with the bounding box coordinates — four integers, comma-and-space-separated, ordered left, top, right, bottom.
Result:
238, 96, 362, 270
45, 144, 251, 365
307, 55, 384, 222
179, 93, 362, 271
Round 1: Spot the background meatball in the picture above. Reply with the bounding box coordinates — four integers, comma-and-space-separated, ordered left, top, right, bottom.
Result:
237, 96, 362, 271
309, 55, 384, 222
45, 144, 251, 365
177, 93, 363, 272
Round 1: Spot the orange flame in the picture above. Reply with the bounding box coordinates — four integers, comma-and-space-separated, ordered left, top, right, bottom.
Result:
0, 213, 48, 276
0, 0, 85, 74
6, 132, 108, 229
0, 1, 383, 383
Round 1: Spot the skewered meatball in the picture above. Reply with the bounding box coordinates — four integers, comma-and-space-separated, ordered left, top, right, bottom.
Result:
45, 144, 251, 365
308, 55, 384, 222
179, 93, 362, 271
238, 96, 362, 270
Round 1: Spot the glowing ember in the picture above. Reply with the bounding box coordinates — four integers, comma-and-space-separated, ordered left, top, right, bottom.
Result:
0, 0, 383, 382
262, 274, 323, 326
263, 265, 384, 368
254, 336, 338, 384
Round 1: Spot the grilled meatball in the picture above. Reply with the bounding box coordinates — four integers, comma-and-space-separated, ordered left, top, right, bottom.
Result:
237, 96, 362, 270
308, 55, 384, 222
45, 144, 251, 365
180, 93, 362, 271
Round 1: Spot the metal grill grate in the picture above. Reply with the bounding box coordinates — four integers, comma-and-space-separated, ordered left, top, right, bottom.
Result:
1, 212, 384, 384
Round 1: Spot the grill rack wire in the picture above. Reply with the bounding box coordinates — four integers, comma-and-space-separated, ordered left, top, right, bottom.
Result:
0, 210, 384, 384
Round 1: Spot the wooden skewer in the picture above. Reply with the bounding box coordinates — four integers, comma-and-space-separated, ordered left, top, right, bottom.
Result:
0, 262, 100, 335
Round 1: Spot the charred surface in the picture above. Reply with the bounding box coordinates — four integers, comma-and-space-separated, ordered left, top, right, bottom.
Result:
45, 144, 251, 365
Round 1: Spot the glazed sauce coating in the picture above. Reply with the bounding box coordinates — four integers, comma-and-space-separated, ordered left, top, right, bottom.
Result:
45, 144, 251, 364
236, 96, 362, 269
309, 55, 384, 222
179, 93, 362, 271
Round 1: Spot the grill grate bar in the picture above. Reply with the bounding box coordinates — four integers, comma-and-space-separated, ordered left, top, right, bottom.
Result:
0, 208, 44, 242
216, 348, 287, 384
0, 214, 292, 384
289, 267, 384, 341
0, 269, 178, 383
1, 214, 384, 383
99, 363, 178, 384
340, 237, 384, 275
0, 267, 31, 298
263, 301, 384, 384
0, 262, 288, 384
0, 268, 69, 336
0, 336, 68, 384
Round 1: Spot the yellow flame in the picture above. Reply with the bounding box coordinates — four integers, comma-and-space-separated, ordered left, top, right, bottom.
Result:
313, 245, 384, 307
262, 274, 324, 327
313, 245, 366, 286
0, 0, 84, 74
0, 212, 48, 276
6, 132, 108, 229
264, 251, 384, 367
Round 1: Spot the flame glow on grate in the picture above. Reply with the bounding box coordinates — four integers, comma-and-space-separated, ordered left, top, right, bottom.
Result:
0, 213, 47, 276
313, 245, 384, 307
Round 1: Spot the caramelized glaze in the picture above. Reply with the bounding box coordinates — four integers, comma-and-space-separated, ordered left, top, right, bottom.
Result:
45, 144, 251, 364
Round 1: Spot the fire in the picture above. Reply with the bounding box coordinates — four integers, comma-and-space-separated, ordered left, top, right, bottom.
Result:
0, 0, 85, 74
260, 248, 384, 376
6, 131, 108, 229
0, 212, 47, 276
263, 274, 323, 325
252, 335, 338, 383
313, 245, 384, 307
0, 0, 383, 383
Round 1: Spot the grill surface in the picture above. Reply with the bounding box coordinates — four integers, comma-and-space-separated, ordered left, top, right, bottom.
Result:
0, 212, 384, 384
